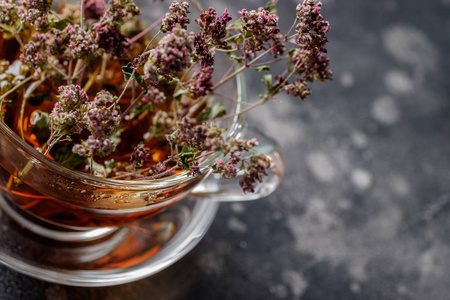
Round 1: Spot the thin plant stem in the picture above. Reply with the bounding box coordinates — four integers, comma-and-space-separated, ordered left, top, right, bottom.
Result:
119, 92, 145, 121
80, 0, 84, 29
115, 32, 161, 106
188, 0, 204, 12
214, 92, 249, 104
0, 25, 23, 48
0, 75, 34, 108
251, 55, 289, 67
129, 16, 164, 44
72, 59, 83, 80
51, 10, 62, 20
68, 60, 73, 84
20, 75, 46, 140
48, 61, 68, 79
214, 16, 299, 91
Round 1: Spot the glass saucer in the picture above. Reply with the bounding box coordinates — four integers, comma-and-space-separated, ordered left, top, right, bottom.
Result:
0, 194, 219, 287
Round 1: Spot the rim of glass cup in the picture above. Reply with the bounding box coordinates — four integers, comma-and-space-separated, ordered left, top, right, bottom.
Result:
0, 193, 220, 286
0, 74, 245, 192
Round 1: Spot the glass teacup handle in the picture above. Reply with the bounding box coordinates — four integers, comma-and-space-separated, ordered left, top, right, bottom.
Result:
189, 125, 285, 202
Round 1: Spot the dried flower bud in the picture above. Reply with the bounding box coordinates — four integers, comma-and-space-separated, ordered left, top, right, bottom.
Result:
196, 7, 231, 47
20, 32, 49, 68
104, 0, 140, 25
130, 143, 149, 168
65, 24, 100, 60
212, 158, 238, 179
296, 0, 330, 53
91, 23, 130, 60
144, 26, 193, 81
83, 90, 121, 139
161, 1, 190, 33
239, 154, 271, 193
19, 0, 52, 30
186, 66, 213, 99
238, 7, 283, 59
193, 33, 214, 67
73, 135, 117, 158
50, 85, 88, 139
0, 0, 19, 26
284, 78, 311, 99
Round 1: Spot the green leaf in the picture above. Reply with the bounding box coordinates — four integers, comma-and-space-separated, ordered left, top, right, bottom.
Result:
253, 65, 271, 72
173, 86, 188, 101
30, 112, 51, 144
196, 102, 227, 121
170, 131, 178, 143
128, 102, 153, 119
230, 54, 244, 64
166, 76, 180, 85
262, 74, 277, 95
265, 0, 278, 14
262, 74, 273, 90
109, 130, 121, 145
55, 144, 86, 169
122, 62, 134, 81
179, 146, 196, 170
229, 20, 245, 31
53, 18, 74, 30
135, 72, 148, 94
122, 63, 148, 94
28, 93, 52, 106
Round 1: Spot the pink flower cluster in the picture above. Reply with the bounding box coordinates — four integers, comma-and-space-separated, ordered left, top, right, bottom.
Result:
0, 0, 18, 26
161, 1, 190, 33
238, 7, 284, 59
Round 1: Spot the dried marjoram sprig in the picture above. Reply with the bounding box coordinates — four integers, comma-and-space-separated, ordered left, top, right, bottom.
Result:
0, 0, 331, 192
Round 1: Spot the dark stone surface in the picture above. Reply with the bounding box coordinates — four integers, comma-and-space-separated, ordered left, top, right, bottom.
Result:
1, 0, 450, 299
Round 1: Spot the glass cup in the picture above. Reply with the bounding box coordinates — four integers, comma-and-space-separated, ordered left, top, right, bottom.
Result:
0, 71, 284, 286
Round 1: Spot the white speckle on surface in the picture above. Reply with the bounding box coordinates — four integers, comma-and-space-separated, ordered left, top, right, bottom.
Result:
282, 270, 308, 297
249, 97, 304, 146
351, 282, 361, 293
306, 152, 337, 183
351, 130, 368, 148
389, 174, 410, 196
286, 197, 347, 264
383, 25, 437, 67
397, 284, 409, 295
383, 25, 437, 82
420, 250, 437, 276
340, 71, 355, 87
227, 216, 248, 233
239, 241, 247, 248
351, 168, 373, 190
269, 283, 288, 298
371, 95, 400, 125
385, 70, 414, 95
231, 202, 246, 214
197, 252, 224, 275
348, 255, 369, 282
337, 198, 353, 210
273, 211, 283, 220
367, 204, 402, 239
306, 197, 338, 229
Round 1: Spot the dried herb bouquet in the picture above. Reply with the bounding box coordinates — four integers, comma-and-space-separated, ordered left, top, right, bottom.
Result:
0, 0, 331, 193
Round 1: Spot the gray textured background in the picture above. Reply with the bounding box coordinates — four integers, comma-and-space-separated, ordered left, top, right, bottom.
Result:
2, 0, 450, 299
